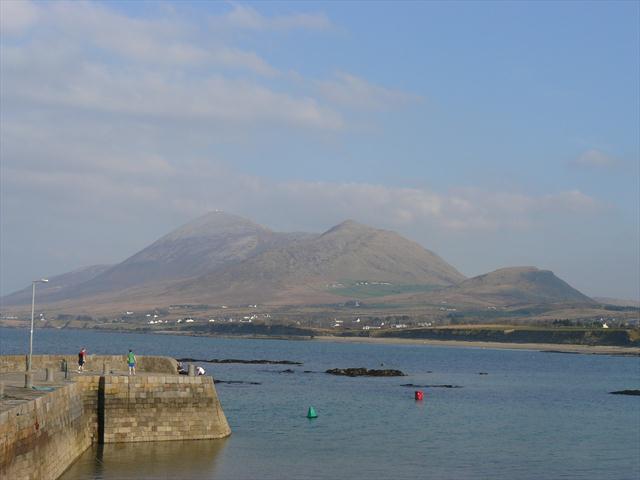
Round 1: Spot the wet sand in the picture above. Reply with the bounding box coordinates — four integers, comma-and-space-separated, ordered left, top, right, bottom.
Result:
313, 335, 640, 356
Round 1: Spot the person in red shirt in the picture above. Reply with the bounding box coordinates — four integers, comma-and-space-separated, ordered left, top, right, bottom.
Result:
78, 348, 87, 372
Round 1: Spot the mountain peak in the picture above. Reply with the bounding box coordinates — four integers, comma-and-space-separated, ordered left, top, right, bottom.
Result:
458, 266, 593, 305
492, 266, 540, 273
165, 211, 269, 240
321, 219, 373, 237
2, 213, 592, 313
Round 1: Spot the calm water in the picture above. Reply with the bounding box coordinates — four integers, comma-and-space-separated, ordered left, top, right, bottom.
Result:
1, 327, 639, 479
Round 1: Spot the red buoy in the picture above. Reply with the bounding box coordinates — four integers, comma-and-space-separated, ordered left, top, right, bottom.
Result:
415, 390, 424, 401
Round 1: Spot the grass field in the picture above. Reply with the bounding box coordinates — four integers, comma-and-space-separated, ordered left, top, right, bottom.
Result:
329, 282, 442, 298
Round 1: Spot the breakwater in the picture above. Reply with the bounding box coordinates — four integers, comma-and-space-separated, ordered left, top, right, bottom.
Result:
0, 355, 231, 480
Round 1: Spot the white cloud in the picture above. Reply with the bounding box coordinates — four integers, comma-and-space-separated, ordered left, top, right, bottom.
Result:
213, 4, 332, 31
572, 149, 619, 168
0, 1, 605, 237
316, 183, 604, 230
3, 134, 605, 235
209, 46, 277, 76
539, 190, 602, 212
318, 72, 421, 110
2, 53, 342, 130
0, 0, 39, 35
36, 1, 277, 75
0, 2, 350, 129
0, 1, 424, 139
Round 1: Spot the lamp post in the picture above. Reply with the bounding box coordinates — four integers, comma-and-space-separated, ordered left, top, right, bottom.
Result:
28, 278, 48, 372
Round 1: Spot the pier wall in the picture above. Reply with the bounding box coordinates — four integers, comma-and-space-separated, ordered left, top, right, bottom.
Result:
0, 381, 94, 480
101, 375, 231, 443
0, 356, 230, 480
0, 354, 177, 374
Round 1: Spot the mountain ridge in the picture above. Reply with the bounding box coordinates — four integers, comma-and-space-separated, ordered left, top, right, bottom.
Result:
399, 266, 595, 307
168, 218, 466, 304
1, 212, 595, 311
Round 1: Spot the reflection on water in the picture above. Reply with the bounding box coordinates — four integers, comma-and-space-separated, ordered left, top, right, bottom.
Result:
61, 439, 228, 480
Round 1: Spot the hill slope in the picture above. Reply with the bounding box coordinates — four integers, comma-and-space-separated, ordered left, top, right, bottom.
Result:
406, 267, 595, 306
77, 211, 307, 291
171, 220, 466, 304
2, 215, 595, 313
0, 264, 112, 306
2, 212, 309, 305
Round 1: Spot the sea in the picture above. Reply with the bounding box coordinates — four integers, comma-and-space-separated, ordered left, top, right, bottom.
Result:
1, 327, 639, 480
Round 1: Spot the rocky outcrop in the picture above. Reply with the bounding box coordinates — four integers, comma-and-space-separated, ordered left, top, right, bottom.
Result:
326, 368, 405, 377
177, 358, 302, 365
213, 380, 261, 385
400, 383, 462, 388
610, 390, 640, 396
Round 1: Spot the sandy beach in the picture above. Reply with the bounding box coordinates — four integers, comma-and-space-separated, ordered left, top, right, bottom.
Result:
313, 335, 640, 356
151, 329, 640, 356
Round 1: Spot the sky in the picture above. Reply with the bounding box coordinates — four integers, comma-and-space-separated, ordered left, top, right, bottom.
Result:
1, 0, 638, 299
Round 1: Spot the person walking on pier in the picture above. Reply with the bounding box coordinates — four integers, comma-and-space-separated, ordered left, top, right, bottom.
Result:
127, 349, 136, 376
78, 348, 87, 372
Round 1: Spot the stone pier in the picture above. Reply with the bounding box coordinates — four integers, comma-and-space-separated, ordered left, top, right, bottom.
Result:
0, 355, 231, 480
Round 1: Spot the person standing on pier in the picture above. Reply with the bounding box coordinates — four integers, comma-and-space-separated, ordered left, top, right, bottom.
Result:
127, 349, 136, 375
78, 348, 87, 372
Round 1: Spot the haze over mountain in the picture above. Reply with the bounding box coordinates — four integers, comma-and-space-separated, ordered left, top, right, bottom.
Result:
1, 212, 595, 312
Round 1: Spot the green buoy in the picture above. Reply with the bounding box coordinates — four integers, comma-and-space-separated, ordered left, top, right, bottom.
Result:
307, 406, 318, 419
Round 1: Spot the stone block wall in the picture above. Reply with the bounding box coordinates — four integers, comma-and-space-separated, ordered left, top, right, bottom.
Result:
75, 375, 101, 445
0, 355, 177, 374
0, 382, 94, 480
0, 356, 231, 480
101, 375, 231, 443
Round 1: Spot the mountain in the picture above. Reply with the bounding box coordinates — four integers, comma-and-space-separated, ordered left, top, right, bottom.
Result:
592, 297, 640, 307
1, 213, 594, 313
71, 211, 308, 294
0, 264, 112, 306
2, 212, 309, 306
416, 267, 595, 306
169, 219, 466, 304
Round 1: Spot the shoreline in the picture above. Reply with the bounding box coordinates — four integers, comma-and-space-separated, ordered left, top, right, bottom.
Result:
153, 330, 640, 356
1, 324, 638, 356
312, 335, 640, 356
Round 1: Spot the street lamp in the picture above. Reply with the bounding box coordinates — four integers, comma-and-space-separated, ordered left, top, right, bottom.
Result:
28, 278, 48, 372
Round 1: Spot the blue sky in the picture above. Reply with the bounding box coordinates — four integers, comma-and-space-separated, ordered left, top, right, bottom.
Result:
1, 0, 638, 299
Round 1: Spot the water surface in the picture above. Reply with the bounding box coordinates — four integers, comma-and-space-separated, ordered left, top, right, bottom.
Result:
1, 328, 638, 479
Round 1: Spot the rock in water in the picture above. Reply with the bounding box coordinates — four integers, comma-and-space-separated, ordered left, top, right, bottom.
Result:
610, 390, 640, 396
400, 383, 462, 389
326, 368, 405, 377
